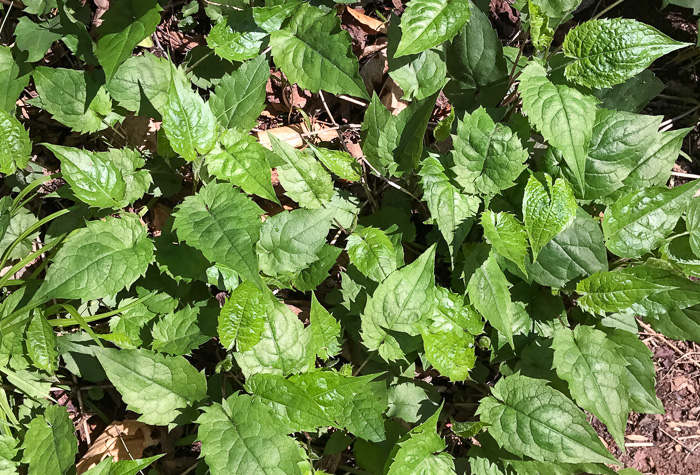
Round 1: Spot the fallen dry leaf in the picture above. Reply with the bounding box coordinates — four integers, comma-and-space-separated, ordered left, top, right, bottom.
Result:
76, 420, 161, 474
257, 123, 339, 150
344, 7, 388, 35
380, 77, 409, 115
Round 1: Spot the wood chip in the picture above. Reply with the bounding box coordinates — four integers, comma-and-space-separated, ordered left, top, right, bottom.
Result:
626, 434, 650, 441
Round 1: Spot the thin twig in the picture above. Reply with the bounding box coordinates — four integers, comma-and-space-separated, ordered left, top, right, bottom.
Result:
592, 0, 625, 19
184, 50, 214, 75
337, 95, 368, 107
671, 171, 700, 180
660, 427, 696, 453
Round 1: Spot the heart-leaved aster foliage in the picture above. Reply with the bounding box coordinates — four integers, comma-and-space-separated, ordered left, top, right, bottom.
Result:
0, 0, 695, 473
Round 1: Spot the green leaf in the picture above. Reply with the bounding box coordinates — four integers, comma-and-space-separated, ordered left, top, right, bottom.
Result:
206, 129, 277, 202
687, 198, 700, 257
361, 92, 437, 176
361, 244, 437, 361
103, 148, 152, 205
109, 52, 189, 116
197, 393, 304, 475
450, 107, 528, 196
96, 347, 207, 426
151, 306, 211, 355
308, 144, 362, 182
256, 207, 334, 277
476, 374, 618, 464
291, 244, 342, 291
36, 214, 154, 303
593, 70, 665, 113
604, 328, 664, 414
292, 370, 388, 442
207, 10, 267, 62
481, 210, 529, 275
218, 280, 266, 352
563, 18, 689, 89
603, 180, 700, 258
420, 154, 480, 261
44, 144, 125, 208
95, 0, 162, 82
528, 0, 555, 51
445, 3, 508, 89
395, 0, 471, 57
0, 434, 18, 474
161, 70, 218, 161
82, 455, 164, 475
210, 55, 269, 131
30, 67, 115, 134
387, 16, 448, 101
386, 406, 456, 474
269, 4, 368, 99
0, 109, 31, 175
26, 312, 58, 373
422, 321, 475, 382
269, 135, 334, 209
14, 16, 62, 63
346, 226, 400, 282
246, 372, 336, 431
0, 46, 29, 113
523, 174, 577, 261
467, 254, 516, 347
22, 405, 78, 474
234, 290, 313, 377
387, 382, 438, 424
649, 304, 700, 343
528, 209, 608, 288
173, 183, 263, 286
310, 293, 342, 360
552, 326, 629, 449
519, 63, 598, 194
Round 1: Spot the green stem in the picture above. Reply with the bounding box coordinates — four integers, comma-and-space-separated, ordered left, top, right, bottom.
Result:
592, 0, 625, 19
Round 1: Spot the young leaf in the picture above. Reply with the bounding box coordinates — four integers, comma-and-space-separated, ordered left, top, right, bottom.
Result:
310, 293, 342, 360
523, 174, 577, 261
246, 373, 336, 431
173, 183, 263, 286
26, 312, 58, 373
197, 393, 304, 475
519, 63, 598, 194
95, 0, 162, 82
386, 406, 455, 474
234, 292, 313, 377
291, 370, 389, 442
361, 93, 437, 176
256, 207, 335, 277
563, 19, 690, 89
44, 144, 126, 208
31, 67, 115, 133
552, 326, 630, 449
687, 198, 700, 257
207, 10, 267, 62
481, 210, 529, 275
210, 55, 270, 131
604, 328, 664, 414
476, 374, 618, 464
36, 214, 154, 303
346, 226, 400, 282
467, 254, 516, 347
361, 244, 437, 361
528, 209, 608, 288
206, 129, 278, 203
420, 154, 480, 261
269, 135, 334, 209
308, 144, 362, 182
269, 4, 368, 99
395, 0, 471, 57
22, 405, 78, 474
450, 107, 528, 196
603, 180, 700, 258
95, 347, 207, 426
218, 281, 266, 352
151, 306, 211, 355
0, 109, 31, 175
161, 70, 218, 161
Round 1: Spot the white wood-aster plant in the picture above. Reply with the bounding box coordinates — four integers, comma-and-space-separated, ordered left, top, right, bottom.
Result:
0, 0, 697, 473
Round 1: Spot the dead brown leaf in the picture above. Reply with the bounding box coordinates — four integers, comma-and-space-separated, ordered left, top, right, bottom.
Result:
256, 123, 339, 150
344, 7, 388, 35
380, 77, 409, 115
76, 420, 161, 474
